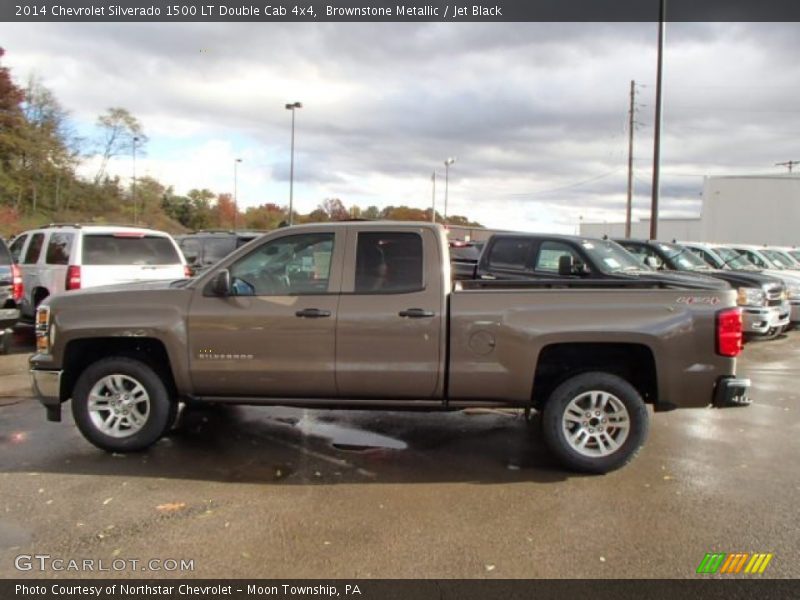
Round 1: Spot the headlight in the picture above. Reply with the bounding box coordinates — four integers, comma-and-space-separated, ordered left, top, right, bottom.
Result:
35, 305, 50, 354
737, 287, 766, 307
786, 284, 800, 300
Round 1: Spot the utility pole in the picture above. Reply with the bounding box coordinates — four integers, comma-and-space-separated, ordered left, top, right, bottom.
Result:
625, 79, 635, 239
650, 0, 666, 241
132, 136, 139, 225
431, 171, 436, 222
776, 160, 800, 173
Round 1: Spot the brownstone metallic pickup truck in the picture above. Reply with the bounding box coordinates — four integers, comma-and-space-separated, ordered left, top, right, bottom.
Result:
30, 222, 751, 473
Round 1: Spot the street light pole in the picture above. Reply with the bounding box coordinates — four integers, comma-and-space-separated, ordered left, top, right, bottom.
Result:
132, 136, 139, 226
650, 0, 666, 240
444, 157, 456, 225
233, 158, 242, 231
431, 171, 436, 223
285, 101, 303, 225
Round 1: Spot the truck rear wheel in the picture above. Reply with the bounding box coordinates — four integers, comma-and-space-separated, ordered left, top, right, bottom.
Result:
541, 372, 649, 474
71, 357, 174, 452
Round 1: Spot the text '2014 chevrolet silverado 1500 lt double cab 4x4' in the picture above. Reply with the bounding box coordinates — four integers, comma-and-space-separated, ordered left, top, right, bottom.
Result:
30, 222, 751, 473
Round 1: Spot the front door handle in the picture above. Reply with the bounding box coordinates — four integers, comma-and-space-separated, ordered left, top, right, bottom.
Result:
398, 308, 435, 318
295, 308, 331, 318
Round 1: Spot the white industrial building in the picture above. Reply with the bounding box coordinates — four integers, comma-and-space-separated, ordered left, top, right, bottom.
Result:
580, 174, 800, 245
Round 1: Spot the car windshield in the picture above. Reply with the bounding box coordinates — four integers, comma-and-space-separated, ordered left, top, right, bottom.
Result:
450, 245, 482, 261
789, 250, 800, 263
761, 249, 797, 270
580, 240, 645, 273
712, 247, 758, 270
659, 242, 712, 270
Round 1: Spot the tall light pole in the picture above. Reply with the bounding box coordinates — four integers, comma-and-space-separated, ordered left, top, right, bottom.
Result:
132, 136, 139, 225
444, 157, 456, 225
233, 158, 242, 231
431, 170, 437, 223
285, 101, 303, 225
650, 0, 666, 241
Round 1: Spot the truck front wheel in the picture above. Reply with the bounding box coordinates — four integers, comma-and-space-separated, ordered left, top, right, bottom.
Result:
71, 357, 174, 452
542, 372, 649, 474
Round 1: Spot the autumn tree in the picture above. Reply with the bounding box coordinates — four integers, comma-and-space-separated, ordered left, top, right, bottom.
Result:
215, 193, 236, 229
94, 107, 147, 184
320, 197, 349, 221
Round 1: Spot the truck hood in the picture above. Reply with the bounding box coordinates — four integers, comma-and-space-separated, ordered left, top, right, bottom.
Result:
702, 269, 784, 289
44, 279, 190, 309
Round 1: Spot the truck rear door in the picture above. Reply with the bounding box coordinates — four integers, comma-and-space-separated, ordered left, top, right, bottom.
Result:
335, 226, 446, 399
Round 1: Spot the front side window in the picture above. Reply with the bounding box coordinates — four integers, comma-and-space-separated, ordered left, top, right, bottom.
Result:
229, 233, 334, 296
355, 232, 423, 293
23, 233, 45, 265
46, 233, 74, 265
534, 241, 583, 273
487, 238, 533, 271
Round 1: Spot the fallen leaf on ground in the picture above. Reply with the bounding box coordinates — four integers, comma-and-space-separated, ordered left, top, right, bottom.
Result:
156, 502, 187, 513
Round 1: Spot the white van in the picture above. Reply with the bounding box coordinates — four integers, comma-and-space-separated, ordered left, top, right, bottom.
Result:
9, 224, 189, 318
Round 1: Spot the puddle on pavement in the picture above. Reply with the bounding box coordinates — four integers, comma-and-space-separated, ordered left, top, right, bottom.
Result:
292, 414, 408, 452
0, 520, 31, 549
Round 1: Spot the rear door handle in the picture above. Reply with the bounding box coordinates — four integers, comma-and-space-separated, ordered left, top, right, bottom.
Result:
295, 308, 331, 318
398, 308, 435, 318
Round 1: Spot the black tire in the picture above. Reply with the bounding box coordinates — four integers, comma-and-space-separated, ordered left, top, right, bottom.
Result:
71, 357, 174, 452
541, 371, 649, 474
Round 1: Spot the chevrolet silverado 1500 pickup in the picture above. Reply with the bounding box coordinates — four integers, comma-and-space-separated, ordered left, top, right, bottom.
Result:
30, 222, 751, 473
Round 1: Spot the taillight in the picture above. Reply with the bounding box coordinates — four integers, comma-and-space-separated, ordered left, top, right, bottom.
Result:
717, 308, 743, 357
11, 263, 23, 302
65, 265, 81, 290
184, 265, 192, 278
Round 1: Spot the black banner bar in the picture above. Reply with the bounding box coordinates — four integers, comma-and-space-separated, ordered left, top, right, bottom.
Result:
3, 0, 800, 22
3, 579, 800, 600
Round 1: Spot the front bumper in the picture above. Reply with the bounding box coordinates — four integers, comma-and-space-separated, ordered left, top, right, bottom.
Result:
30, 369, 63, 421
713, 377, 752, 408
743, 304, 790, 334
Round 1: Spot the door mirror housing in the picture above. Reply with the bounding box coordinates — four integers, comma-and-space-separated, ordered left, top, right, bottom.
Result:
558, 255, 574, 276
211, 269, 232, 296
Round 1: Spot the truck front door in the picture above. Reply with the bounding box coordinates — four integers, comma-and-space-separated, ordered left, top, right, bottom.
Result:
335, 227, 445, 399
188, 229, 344, 397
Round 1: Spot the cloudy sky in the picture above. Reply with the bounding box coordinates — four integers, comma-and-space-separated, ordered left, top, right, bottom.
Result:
1, 21, 798, 232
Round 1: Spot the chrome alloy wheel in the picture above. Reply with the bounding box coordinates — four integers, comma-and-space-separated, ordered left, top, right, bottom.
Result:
561, 390, 631, 457
87, 374, 151, 438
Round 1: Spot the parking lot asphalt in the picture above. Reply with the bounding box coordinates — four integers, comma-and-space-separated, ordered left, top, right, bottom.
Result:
0, 326, 797, 579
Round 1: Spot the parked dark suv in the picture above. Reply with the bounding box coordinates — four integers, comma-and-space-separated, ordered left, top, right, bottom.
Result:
176, 230, 265, 276
0, 238, 22, 353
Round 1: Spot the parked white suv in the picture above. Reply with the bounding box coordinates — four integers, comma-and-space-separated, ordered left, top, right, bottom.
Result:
9, 224, 189, 318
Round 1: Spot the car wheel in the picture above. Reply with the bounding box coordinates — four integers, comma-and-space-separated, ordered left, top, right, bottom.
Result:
71, 357, 174, 452
541, 372, 649, 474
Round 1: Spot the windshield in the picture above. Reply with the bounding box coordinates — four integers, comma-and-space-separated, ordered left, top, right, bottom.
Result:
712, 247, 758, 270
658, 242, 712, 271
789, 250, 800, 263
580, 240, 646, 273
761, 249, 797, 270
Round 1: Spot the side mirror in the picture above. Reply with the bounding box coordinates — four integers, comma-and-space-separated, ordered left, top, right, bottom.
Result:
558, 255, 574, 276
645, 256, 661, 269
211, 269, 232, 296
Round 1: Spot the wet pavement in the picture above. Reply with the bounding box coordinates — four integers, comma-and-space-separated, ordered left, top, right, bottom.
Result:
0, 328, 798, 578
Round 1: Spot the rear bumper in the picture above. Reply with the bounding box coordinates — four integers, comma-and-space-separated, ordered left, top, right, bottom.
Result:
743, 304, 790, 334
0, 307, 20, 330
713, 376, 752, 408
30, 369, 63, 421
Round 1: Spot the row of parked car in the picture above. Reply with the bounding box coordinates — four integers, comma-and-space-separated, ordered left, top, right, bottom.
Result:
450, 234, 800, 341
2, 221, 799, 346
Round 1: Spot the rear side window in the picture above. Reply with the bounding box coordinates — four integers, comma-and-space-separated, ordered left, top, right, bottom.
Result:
0, 240, 11, 265
23, 233, 45, 265
179, 239, 201, 265
46, 233, 74, 265
487, 238, 533, 270
355, 232, 423, 293
82, 234, 181, 266
8, 235, 26, 263
204, 238, 237, 263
